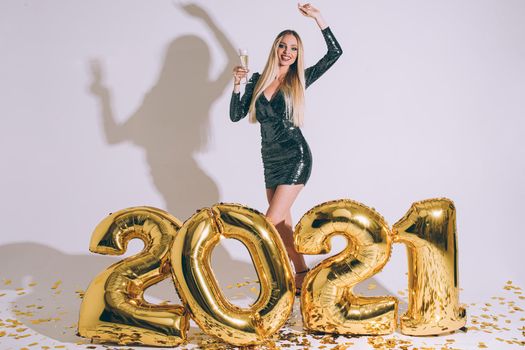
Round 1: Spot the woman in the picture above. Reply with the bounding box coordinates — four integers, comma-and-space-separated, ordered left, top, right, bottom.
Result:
229, 3, 342, 294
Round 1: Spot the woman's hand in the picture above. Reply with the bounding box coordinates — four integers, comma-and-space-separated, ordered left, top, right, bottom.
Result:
232, 65, 249, 85
298, 3, 327, 29
298, 3, 320, 19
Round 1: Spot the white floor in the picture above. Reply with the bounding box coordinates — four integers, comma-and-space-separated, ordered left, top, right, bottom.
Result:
0, 273, 523, 350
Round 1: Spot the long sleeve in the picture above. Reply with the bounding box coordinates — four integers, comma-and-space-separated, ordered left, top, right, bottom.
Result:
305, 27, 343, 89
229, 73, 260, 122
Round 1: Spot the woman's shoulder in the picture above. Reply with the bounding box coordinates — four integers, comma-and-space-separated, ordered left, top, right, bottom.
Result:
247, 72, 261, 85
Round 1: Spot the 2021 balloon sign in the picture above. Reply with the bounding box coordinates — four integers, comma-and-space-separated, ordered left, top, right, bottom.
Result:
78, 198, 467, 346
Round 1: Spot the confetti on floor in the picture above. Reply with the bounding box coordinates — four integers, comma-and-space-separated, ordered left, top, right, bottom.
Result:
0, 276, 523, 349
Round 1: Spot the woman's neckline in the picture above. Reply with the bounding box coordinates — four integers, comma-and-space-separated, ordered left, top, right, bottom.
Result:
262, 88, 280, 103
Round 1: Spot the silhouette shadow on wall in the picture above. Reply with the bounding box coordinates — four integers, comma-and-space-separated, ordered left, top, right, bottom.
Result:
88, 1, 261, 306
89, 3, 234, 221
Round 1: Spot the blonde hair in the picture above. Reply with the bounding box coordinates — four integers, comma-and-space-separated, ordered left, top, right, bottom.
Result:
249, 30, 306, 127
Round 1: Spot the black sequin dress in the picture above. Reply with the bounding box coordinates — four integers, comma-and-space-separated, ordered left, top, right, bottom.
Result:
230, 27, 342, 189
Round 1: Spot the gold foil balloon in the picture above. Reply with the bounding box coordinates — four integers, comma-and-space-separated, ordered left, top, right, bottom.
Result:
393, 198, 467, 335
170, 203, 295, 346
294, 199, 398, 335
78, 207, 190, 346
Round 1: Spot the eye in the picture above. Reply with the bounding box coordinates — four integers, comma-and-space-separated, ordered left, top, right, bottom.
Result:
278, 43, 286, 49
291, 47, 298, 52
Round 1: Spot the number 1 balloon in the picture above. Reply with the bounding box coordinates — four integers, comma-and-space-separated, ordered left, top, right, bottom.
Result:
393, 198, 467, 335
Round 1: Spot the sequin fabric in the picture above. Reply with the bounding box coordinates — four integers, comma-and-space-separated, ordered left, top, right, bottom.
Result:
230, 27, 342, 189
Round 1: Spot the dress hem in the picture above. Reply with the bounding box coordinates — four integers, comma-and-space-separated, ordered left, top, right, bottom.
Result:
265, 182, 307, 190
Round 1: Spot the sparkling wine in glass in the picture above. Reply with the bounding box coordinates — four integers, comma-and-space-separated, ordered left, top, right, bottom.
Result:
239, 48, 249, 84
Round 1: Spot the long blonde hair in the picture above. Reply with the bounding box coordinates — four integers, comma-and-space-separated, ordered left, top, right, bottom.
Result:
249, 30, 306, 127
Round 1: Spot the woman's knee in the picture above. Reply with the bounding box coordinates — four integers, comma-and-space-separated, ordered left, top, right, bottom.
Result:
266, 211, 285, 226
284, 212, 292, 226
266, 188, 275, 205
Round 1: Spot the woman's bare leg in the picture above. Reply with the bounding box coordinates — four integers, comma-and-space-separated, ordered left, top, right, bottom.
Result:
265, 184, 309, 289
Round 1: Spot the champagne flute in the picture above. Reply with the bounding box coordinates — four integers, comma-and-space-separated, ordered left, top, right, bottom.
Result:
238, 48, 249, 84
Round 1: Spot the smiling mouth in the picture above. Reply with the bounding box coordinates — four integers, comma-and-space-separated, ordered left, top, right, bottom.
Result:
281, 55, 292, 61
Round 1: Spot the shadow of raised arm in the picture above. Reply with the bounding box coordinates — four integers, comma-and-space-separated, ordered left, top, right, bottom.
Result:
180, 3, 237, 95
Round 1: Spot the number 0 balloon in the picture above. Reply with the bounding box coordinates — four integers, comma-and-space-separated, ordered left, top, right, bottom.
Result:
170, 203, 295, 346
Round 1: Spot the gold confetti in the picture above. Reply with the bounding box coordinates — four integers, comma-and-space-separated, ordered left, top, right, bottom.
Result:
3, 279, 12, 285
15, 333, 31, 339
51, 280, 62, 290
30, 318, 52, 324
0, 278, 522, 349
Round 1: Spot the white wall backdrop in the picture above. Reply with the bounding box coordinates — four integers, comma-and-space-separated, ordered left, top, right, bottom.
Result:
1, 0, 524, 305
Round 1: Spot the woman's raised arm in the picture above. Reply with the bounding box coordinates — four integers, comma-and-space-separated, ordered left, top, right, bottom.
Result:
298, 3, 343, 88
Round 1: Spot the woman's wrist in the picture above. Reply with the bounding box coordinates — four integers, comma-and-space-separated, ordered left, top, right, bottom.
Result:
315, 15, 328, 30
233, 81, 241, 93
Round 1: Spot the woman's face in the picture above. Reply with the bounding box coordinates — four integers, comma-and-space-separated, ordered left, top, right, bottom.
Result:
277, 34, 298, 67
